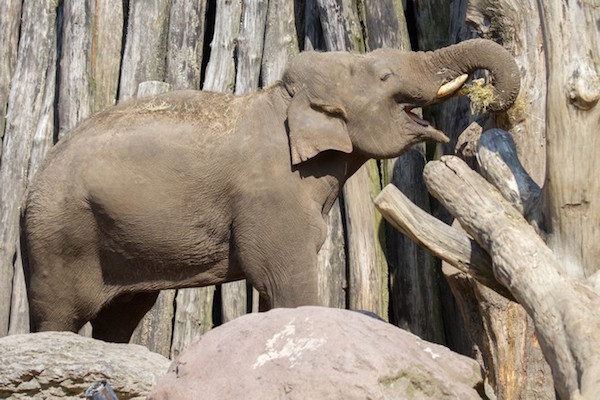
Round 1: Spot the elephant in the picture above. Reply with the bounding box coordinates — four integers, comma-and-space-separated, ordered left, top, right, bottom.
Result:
22, 38, 520, 342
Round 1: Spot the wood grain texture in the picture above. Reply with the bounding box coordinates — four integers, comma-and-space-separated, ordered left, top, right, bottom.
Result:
0, 0, 22, 151
202, 0, 242, 92
130, 290, 175, 358
170, 286, 215, 359
261, 1, 299, 86
538, 0, 600, 279
0, 0, 58, 336
235, 0, 268, 94
119, 0, 170, 100
57, 1, 94, 139
166, 0, 207, 90
424, 156, 600, 399
90, 0, 123, 113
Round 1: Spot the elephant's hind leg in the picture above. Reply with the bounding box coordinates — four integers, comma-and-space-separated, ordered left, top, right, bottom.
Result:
90, 291, 159, 343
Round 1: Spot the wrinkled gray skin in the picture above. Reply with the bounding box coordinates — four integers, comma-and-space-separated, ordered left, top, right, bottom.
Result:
23, 39, 519, 342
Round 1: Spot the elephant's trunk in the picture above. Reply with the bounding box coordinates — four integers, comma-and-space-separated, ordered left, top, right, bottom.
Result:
422, 39, 521, 111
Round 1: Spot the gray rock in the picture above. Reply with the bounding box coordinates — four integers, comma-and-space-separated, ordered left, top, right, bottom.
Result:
0, 331, 170, 399
149, 306, 484, 399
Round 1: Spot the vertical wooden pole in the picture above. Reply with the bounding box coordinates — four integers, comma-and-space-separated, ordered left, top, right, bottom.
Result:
0, 0, 58, 337
120, 0, 173, 357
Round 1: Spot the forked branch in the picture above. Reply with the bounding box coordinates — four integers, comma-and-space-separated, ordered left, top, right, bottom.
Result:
375, 129, 600, 399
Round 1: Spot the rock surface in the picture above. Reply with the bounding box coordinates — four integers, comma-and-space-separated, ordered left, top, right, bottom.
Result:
0, 331, 170, 399
149, 307, 484, 399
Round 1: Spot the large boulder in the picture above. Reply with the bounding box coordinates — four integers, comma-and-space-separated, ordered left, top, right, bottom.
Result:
149, 307, 484, 399
0, 331, 170, 399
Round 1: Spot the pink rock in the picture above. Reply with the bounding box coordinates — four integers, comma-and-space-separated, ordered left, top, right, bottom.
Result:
149, 307, 483, 399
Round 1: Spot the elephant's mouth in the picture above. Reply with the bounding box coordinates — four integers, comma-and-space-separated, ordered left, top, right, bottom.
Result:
397, 103, 449, 144
404, 107, 430, 127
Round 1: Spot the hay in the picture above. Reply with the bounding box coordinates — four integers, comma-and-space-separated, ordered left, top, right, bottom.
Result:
458, 78, 527, 122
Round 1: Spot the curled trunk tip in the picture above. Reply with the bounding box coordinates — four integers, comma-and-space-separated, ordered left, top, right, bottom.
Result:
431, 39, 521, 112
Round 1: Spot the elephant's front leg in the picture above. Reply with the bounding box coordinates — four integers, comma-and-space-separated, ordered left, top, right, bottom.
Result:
232, 201, 326, 309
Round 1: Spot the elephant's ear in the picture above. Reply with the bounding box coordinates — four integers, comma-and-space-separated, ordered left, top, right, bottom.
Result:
287, 91, 353, 165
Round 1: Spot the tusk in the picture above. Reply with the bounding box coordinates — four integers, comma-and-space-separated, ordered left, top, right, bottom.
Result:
436, 74, 469, 98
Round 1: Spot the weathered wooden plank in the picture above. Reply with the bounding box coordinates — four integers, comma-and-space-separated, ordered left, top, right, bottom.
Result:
365, 0, 440, 330
119, 0, 170, 100
362, 0, 404, 51
0, 0, 58, 336
200, 0, 245, 323
90, 0, 123, 113
163, 0, 217, 347
381, 149, 444, 341
345, 159, 389, 317
117, 5, 171, 359
57, 1, 94, 139
202, 0, 242, 92
166, 0, 207, 90
170, 286, 215, 359
54, 0, 123, 339
315, 0, 365, 53
260, 1, 299, 85
130, 290, 175, 358
0, 0, 22, 155
316, 200, 347, 308
235, 0, 268, 94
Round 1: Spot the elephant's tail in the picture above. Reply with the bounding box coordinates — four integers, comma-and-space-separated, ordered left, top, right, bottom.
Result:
19, 202, 31, 296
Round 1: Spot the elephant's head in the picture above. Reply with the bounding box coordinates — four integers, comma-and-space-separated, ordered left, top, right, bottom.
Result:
282, 39, 520, 164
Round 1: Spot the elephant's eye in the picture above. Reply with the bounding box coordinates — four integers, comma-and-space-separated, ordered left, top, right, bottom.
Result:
380, 71, 394, 81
